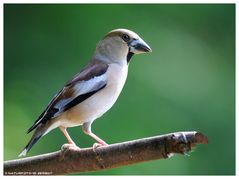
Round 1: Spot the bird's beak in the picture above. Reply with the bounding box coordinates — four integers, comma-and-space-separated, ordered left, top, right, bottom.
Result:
129, 38, 152, 54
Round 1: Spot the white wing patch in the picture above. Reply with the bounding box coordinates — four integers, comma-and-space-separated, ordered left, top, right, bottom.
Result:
53, 73, 107, 117
73, 73, 107, 96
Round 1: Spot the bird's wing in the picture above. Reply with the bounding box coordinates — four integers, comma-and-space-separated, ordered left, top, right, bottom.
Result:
27, 60, 108, 133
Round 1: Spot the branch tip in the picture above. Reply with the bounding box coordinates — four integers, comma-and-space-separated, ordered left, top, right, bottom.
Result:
195, 132, 209, 144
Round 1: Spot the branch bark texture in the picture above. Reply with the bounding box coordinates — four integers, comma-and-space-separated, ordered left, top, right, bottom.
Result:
4, 131, 208, 175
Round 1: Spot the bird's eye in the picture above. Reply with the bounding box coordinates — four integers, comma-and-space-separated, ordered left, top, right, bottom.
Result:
122, 34, 130, 42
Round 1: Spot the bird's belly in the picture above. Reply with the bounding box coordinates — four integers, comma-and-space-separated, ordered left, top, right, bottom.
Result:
63, 64, 128, 127
65, 86, 120, 125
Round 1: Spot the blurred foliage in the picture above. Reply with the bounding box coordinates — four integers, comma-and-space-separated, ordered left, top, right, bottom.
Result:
4, 4, 235, 175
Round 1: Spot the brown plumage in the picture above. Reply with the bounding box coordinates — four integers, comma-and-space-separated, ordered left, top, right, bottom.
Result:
19, 29, 152, 157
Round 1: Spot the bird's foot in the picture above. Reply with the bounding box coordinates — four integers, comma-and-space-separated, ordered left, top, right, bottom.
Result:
92, 142, 108, 152
61, 143, 80, 151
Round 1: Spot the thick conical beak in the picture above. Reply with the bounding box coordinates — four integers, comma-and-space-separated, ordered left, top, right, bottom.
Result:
129, 37, 152, 54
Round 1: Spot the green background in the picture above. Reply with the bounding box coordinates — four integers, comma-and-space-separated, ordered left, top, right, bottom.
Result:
4, 4, 235, 175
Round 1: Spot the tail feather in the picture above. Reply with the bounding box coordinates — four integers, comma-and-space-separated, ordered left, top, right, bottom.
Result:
18, 134, 43, 157
19, 122, 58, 157
27, 121, 40, 134
19, 126, 46, 157
18, 148, 27, 157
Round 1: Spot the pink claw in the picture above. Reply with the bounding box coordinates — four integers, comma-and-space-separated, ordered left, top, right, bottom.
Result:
92, 142, 108, 152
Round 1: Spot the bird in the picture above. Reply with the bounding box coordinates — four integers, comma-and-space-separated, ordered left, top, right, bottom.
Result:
19, 28, 152, 157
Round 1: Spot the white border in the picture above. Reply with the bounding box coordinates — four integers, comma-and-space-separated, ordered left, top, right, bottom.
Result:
1, 1, 237, 177
0, 1, 3, 177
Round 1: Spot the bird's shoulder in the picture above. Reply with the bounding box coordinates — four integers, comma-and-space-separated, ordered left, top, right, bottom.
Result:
27, 59, 109, 133
47, 59, 109, 112
65, 59, 109, 86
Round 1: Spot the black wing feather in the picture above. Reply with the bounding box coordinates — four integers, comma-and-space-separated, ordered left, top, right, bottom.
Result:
27, 60, 108, 133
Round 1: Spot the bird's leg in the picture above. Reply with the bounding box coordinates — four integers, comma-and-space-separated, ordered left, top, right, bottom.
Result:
89, 132, 108, 145
82, 122, 108, 151
59, 126, 79, 150
59, 126, 75, 144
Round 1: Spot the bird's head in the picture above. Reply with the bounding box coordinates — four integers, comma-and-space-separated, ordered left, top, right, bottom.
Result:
95, 29, 152, 64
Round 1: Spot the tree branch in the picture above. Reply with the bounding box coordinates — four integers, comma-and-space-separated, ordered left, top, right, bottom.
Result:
4, 131, 208, 175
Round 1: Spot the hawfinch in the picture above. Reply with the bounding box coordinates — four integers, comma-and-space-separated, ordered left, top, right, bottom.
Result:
19, 28, 152, 157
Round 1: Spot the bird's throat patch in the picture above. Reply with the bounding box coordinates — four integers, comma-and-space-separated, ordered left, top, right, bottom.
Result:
127, 52, 134, 64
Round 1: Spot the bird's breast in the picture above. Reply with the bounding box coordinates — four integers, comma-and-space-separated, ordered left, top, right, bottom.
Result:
64, 63, 128, 126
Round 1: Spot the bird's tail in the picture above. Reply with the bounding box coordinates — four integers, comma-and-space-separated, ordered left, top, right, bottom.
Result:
18, 125, 47, 157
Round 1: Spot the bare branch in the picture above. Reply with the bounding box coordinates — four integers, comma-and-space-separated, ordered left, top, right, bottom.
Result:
4, 131, 208, 175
